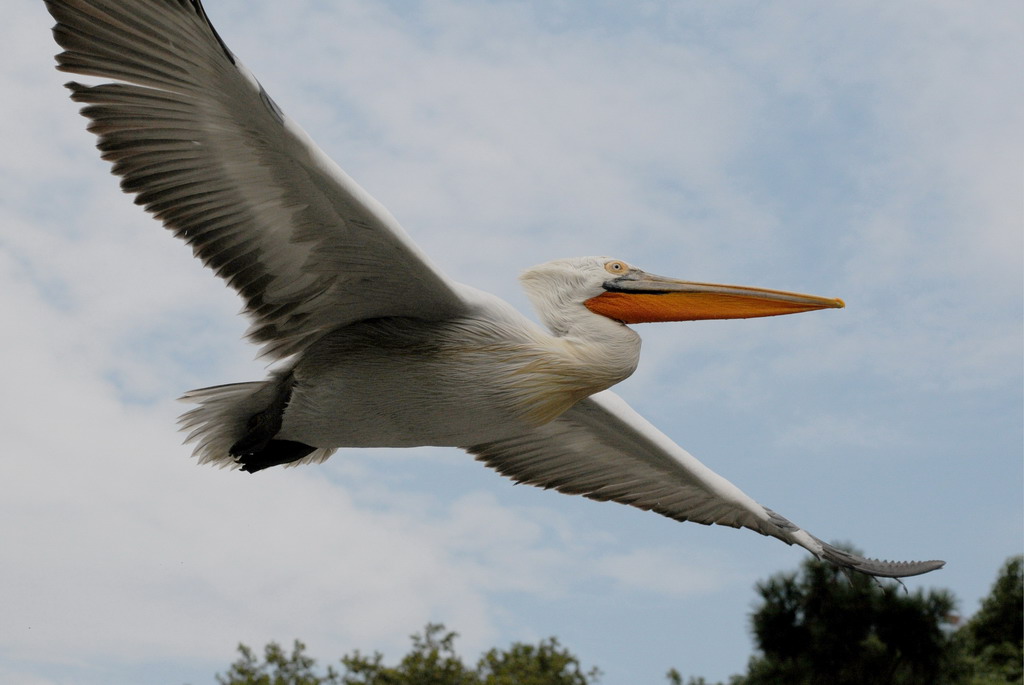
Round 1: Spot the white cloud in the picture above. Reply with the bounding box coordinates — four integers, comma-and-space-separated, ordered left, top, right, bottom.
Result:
596, 546, 734, 597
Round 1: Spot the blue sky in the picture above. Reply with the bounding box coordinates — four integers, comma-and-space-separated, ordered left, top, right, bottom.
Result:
1, 1, 1021, 683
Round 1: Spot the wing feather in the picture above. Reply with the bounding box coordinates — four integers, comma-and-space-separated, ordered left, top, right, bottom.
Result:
46, 0, 468, 359
468, 391, 944, 578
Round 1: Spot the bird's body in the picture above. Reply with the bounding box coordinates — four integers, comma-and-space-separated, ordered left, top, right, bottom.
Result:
282, 299, 636, 448
183, 259, 646, 463
293, 315, 634, 444
45, 0, 944, 578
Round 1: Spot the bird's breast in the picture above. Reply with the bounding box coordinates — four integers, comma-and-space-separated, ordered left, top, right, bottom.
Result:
280, 316, 638, 448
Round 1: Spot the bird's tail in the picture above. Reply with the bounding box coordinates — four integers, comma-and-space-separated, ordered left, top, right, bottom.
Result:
178, 381, 272, 468
177, 379, 333, 469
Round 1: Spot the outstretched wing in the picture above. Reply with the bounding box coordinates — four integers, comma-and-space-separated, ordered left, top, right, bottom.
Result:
468, 391, 944, 578
46, 0, 469, 359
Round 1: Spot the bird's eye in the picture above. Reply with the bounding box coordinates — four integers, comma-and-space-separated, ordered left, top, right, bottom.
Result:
604, 260, 628, 274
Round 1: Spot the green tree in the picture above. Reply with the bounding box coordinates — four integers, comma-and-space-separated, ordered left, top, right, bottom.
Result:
339, 624, 475, 685
954, 555, 1023, 684
217, 624, 601, 685
216, 640, 340, 685
476, 636, 601, 684
673, 553, 1024, 685
736, 546, 962, 685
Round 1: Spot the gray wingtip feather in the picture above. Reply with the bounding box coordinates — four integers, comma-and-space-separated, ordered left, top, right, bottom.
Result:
818, 540, 945, 578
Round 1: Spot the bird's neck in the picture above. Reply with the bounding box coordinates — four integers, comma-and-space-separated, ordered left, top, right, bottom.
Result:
505, 312, 641, 425
559, 313, 642, 389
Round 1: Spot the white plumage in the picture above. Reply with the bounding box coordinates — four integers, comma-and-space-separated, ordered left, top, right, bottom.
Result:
45, 0, 943, 578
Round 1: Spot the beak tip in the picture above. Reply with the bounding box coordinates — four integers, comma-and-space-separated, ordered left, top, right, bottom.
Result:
835, 298, 846, 309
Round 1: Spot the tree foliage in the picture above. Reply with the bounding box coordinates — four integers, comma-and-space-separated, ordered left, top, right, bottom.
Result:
475, 636, 601, 685
216, 640, 340, 685
676, 552, 1023, 685
217, 624, 600, 685
737, 546, 962, 685
954, 555, 1023, 684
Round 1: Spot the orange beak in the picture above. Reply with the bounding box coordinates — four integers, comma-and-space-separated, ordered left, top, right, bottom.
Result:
584, 271, 844, 324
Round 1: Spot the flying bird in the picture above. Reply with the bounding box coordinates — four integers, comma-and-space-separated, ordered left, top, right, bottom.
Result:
45, 0, 943, 578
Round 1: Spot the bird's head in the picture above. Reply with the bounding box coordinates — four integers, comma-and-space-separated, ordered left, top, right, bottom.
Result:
520, 256, 844, 333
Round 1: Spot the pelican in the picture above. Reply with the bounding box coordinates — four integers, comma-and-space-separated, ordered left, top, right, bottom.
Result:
45, 0, 943, 578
